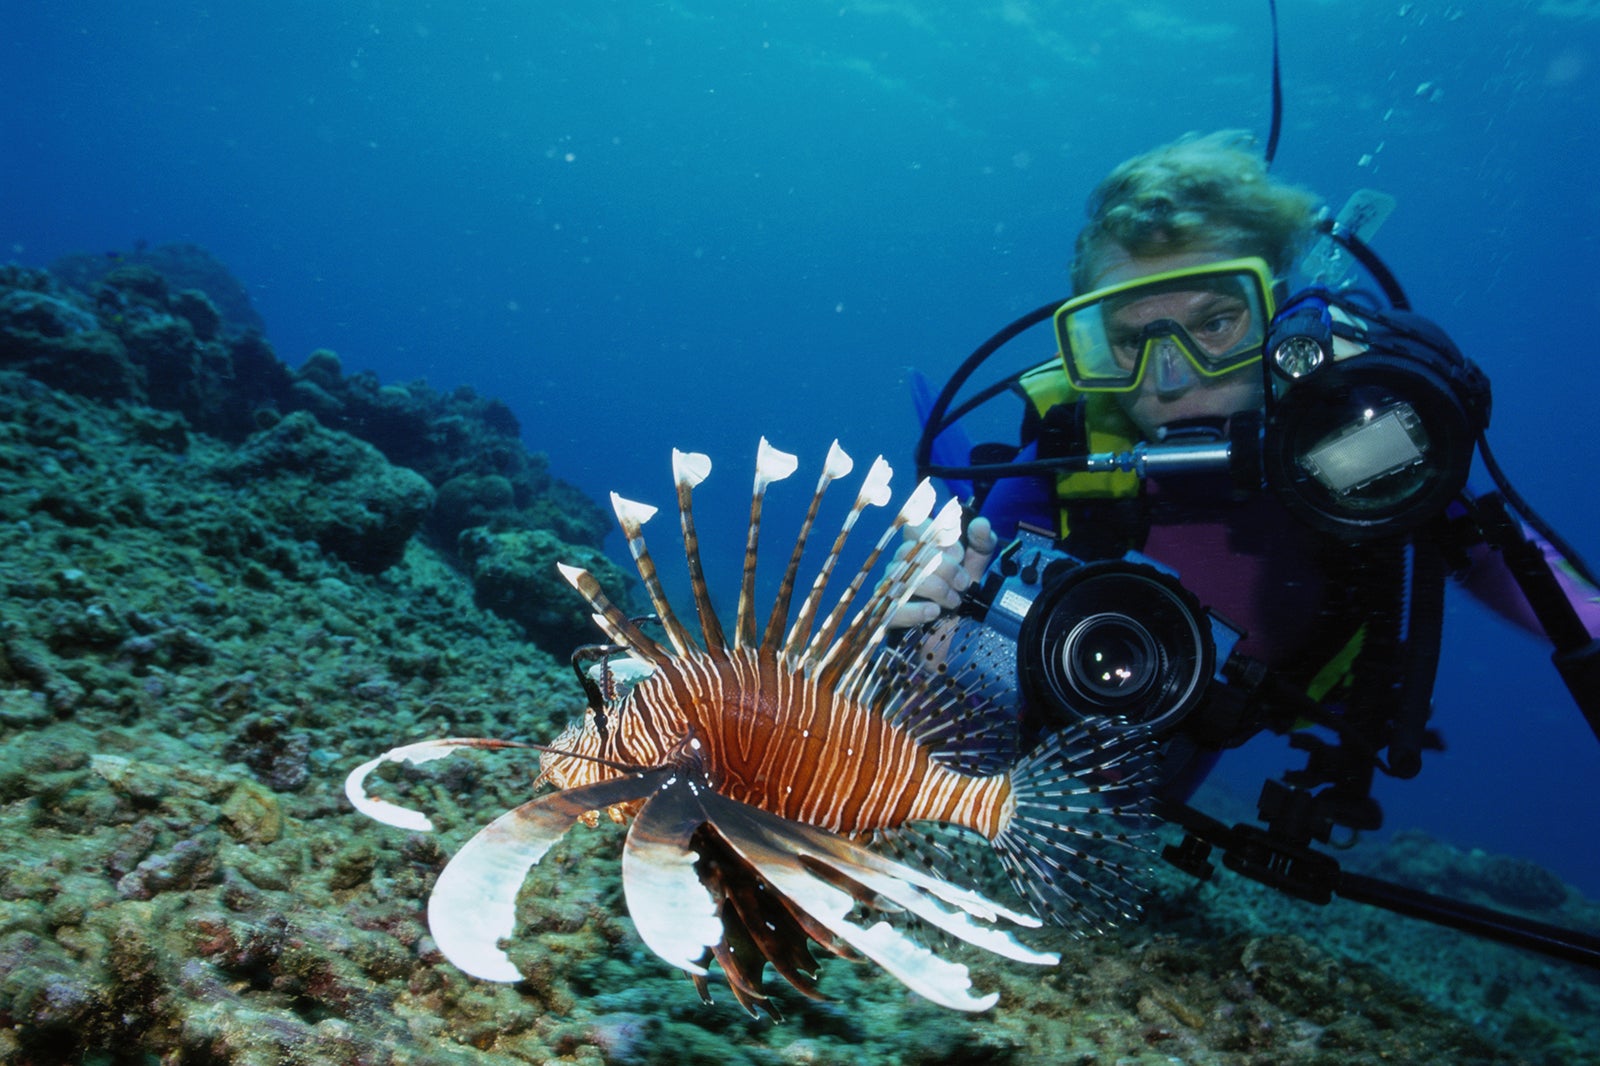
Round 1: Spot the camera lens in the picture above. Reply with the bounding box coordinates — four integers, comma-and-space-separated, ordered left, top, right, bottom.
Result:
1017, 560, 1215, 735
1063, 614, 1159, 703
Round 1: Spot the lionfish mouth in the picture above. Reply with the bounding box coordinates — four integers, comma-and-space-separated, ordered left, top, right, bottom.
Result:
346, 439, 1161, 1017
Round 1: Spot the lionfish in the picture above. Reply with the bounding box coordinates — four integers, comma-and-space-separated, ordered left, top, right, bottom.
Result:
347, 440, 1158, 1015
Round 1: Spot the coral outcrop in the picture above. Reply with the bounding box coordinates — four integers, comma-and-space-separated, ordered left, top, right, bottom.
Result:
214, 411, 436, 575
0, 251, 612, 651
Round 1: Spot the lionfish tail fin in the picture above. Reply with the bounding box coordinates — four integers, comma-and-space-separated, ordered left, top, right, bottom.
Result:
672, 449, 729, 656
994, 722, 1164, 933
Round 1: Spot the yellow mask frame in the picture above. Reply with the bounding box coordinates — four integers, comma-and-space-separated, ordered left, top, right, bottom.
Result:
1054, 256, 1277, 393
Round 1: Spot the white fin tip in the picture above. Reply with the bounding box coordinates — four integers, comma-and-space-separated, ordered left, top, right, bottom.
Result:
756, 437, 800, 485
672, 449, 712, 488
859, 457, 893, 508
610, 492, 659, 527
822, 439, 854, 480
345, 738, 503, 833
930, 497, 964, 549
895, 478, 937, 527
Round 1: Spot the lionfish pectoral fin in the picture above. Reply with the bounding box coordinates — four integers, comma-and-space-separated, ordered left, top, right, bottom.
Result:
697, 791, 1052, 1012
880, 627, 1023, 777
344, 737, 537, 832
708, 903, 792, 1019
993, 722, 1163, 933
428, 769, 671, 982
620, 781, 724, 977
707, 792, 1054, 961
621, 777, 828, 1018
694, 823, 837, 1018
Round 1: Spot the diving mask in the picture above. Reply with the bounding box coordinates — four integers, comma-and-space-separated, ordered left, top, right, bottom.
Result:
1054, 257, 1276, 393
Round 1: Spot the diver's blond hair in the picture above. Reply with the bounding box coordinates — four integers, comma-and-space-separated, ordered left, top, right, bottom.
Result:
1071, 130, 1321, 293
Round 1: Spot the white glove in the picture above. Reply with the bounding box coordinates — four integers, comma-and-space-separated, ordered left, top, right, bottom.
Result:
887, 516, 998, 629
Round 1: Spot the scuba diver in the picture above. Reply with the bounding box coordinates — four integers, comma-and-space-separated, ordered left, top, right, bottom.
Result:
897, 129, 1600, 968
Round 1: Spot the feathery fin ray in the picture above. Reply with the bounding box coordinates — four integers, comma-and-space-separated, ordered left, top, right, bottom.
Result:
781, 456, 894, 663
737, 438, 800, 649
428, 771, 670, 982
673, 449, 728, 656
557, 562, 668, 663
611, 493, 697, 656
760, 440, 851, 654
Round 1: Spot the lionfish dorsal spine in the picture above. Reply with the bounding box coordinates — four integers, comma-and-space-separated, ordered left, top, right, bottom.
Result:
832, 499, 953, 697
779, 455, 893, 665
739, 438, 801, 651
819, 493, 959, 694
758, 440, 850, 654
672, 449, 729, 658
805, 476, 938, 677
610, 492, 697, 656
556, 563, 670, 663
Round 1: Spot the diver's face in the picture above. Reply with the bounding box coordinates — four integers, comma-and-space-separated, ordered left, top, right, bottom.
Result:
1088, 246, 1266, 439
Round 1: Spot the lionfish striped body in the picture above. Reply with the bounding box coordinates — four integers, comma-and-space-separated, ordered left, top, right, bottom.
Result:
347, 440, 1158, 1015
543, 646, 1009, 837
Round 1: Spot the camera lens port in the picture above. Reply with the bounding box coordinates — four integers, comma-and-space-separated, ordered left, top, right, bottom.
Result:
1018, 560, 1214, 735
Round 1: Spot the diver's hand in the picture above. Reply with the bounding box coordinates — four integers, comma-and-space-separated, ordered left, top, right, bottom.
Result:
887, 516, 997, 629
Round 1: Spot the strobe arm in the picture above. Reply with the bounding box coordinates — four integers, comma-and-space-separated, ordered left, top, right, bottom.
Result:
1157, 800, 1600, 971
1469, 491, 1600, 740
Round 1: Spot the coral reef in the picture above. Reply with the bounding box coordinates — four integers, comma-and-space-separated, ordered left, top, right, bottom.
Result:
0, 251, 1596, 1064
0, 253, 611, 651
456, 526, 635, 652
213, 411, 436, 575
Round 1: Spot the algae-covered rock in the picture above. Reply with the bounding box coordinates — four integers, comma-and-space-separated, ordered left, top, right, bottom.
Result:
0, 282, 140, 401
457, 525, 636, 651
3, 254, 614, 647
1366, 829, 1573, 912
51, 242, 265, 336
214, 411, 435, 573
219, 781, 284, 844
224, 713, 313, 792
432, 472, 518, 542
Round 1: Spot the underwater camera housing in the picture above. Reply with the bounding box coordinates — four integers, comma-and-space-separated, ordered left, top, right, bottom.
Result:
1260, 288, 1492, 543
951, 527, 1245, 743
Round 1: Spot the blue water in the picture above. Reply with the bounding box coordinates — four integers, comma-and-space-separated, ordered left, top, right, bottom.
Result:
6, 2, 1599, 897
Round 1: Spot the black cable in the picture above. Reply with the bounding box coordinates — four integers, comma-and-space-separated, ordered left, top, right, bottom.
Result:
1477, 432, 1599, 590
914, 298, 1063, 482
1264, 0, 1283, 168
1336, 872, 1600, 971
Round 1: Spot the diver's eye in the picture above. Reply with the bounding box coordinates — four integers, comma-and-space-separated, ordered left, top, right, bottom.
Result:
1108, 335, 1142, 369
1192, 307, 1250, 353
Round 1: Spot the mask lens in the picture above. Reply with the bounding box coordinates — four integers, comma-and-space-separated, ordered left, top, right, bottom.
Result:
1056, 258, 1273, 392
1152, 335, 1199, 393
